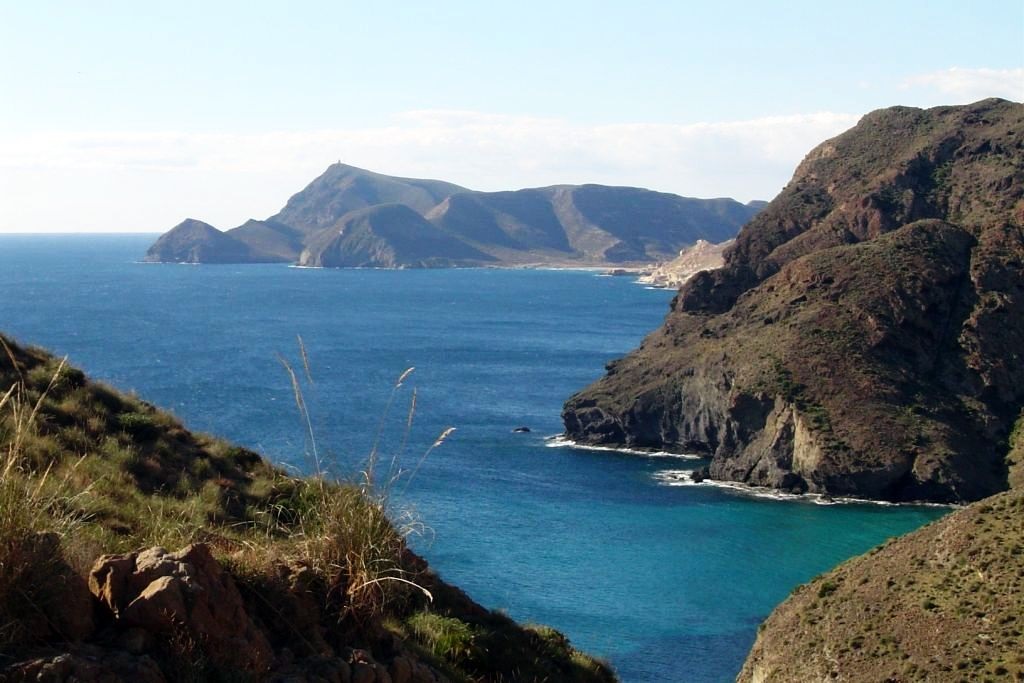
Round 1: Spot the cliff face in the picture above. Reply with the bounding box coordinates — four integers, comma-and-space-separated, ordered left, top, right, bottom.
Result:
739, 487, 1024, 682
145, 163, 762, 268
563, 99, 1024, 503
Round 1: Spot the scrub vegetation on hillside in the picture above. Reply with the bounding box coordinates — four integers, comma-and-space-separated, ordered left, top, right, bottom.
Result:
0, 333, 614, 682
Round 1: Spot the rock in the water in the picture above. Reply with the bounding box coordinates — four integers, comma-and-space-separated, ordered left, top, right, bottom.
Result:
144, 218, 268, 264
512, 426, 531, 433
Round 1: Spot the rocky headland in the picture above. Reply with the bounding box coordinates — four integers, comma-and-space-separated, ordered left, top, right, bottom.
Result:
563, 98, 1024, 504
145, 163, 763, 268
0, 333, 615, 682
635, 238, 734, 288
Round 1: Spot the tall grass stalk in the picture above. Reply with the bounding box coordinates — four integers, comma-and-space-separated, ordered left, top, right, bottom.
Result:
0, 353, 86, 652
277, 345, 453, 619
365, 366, 415, 488
278, 354, 322, 479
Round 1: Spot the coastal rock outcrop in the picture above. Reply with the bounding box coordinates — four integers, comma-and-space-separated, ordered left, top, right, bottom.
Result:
563, 98, 1024, 503
0, 333, 616, 683
636, 238, 733, 288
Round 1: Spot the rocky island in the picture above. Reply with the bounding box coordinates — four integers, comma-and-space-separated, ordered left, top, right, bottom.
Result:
145, 164, 763, 269
563, 98, 1024, 504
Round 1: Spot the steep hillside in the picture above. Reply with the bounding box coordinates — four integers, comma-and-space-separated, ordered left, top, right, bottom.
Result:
739, 487, 1024, 682
0, 333, 614, 682
145, 164, 762, 268
426, 189, 573, 256
428, 185, 755, 264
271, 163, 469, 235
225, 219, 306, 262
563, 98, 1024, 503
563, 185, 753, 261
144, 218, 266, 264
298, 204, 494, 268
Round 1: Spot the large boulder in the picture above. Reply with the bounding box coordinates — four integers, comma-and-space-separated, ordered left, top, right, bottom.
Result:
88, 543, 273, 675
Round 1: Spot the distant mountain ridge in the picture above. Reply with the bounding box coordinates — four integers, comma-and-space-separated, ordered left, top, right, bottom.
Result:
145, 163, 764, 267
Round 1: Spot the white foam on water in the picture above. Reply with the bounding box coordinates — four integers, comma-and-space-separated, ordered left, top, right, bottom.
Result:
651, 469, 957, 508
544, 435, 703, 460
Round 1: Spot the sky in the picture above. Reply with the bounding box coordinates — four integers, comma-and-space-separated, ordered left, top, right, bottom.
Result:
1, 1, 1022, 233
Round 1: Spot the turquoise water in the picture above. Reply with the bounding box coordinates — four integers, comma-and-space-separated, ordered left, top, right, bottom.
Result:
0, 234, 947, 682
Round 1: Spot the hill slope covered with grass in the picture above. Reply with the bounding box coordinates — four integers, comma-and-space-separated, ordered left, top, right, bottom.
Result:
0, 333, 615, 682
739, 486, 1024, 681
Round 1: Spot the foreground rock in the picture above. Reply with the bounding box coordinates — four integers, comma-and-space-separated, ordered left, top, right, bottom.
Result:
740, 487, 1024, 682
563, 98, 1024, 503
4, 540, 613, 682
89, 544, 274, 675
2, 648, 166, 683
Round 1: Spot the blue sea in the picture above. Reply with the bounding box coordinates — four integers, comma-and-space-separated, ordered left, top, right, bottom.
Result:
0, 234, 947, 682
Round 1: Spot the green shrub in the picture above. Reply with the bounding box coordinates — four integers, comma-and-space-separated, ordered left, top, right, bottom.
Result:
116, 411, 159, 440
407, 612, 480, 664
818, 580, 838, 598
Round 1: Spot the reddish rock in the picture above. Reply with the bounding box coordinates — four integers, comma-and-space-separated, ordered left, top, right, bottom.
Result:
88, 543, 273, 675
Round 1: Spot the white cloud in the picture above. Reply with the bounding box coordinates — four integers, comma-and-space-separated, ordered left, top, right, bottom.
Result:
900, 67, 1024, 103
0, 111, 861, 233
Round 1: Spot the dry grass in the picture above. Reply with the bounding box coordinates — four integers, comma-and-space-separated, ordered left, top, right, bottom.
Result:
276, 344, 453, 620
0, 348, 86, 654
0, 333, 615, 682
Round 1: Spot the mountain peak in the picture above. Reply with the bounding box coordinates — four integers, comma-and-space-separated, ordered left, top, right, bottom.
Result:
146, 166, 763, 268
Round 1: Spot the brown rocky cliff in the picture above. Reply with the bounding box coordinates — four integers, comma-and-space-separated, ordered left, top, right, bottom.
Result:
563, 99, 1024, 503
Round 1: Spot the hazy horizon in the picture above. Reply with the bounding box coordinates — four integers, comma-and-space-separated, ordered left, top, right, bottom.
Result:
2, 1, 1021, 233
